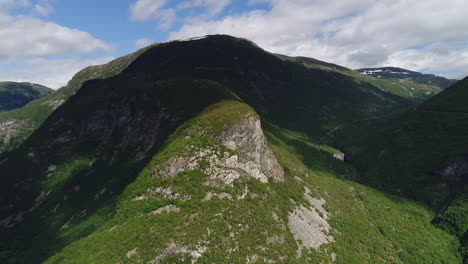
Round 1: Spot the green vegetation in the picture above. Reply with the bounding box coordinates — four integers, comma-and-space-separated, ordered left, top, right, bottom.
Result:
434, 195, 468, 263
0, 82, 52, 112
0, 44, 156, 153
345, 77, 468, 260
279, 55, 442, 100
358, 67, 457, 89
41, 100, 460, 263
0, 35, 463, 263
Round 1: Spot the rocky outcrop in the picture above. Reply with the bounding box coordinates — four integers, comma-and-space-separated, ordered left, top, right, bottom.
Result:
45, 94, 175, 161
0, 119, 27, 153
153, 117, 284, 187
333, 153, 345, 161
442, 157, 468, 183
288, 187, 333, 255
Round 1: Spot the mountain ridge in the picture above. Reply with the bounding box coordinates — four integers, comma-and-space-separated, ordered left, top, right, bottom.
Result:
0, 82, 53, 112
358, 66, 457, 89
0, 35, 463, 263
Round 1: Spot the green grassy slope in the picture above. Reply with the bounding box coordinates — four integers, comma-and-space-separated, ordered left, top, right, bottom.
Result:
0, 45, 244, 263
0, 82, 53, 112
40, 100, 460, 264
280, 56, 442, 100
0, 45, 154, 153
128, 35, 419, 140
0, 35, 460, 263
0, 35, 430, 155
347, 77, 468, 205
358, 67, 457, 89
347, 77, 468, 261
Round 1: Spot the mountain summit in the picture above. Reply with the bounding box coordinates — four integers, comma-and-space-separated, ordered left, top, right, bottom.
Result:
0, 35, 462, 263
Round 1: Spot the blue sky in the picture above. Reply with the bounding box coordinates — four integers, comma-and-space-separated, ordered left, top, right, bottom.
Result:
10, 0, 271, 57
0, 0, 467, 88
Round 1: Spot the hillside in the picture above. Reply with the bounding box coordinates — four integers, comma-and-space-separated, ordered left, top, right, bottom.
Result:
0, 82, 52, 112
358, 67, 457, 90
0, 36, 429, 156
0, 35, 462, 263
0, 47, 152, 154
347, 77, 468, 261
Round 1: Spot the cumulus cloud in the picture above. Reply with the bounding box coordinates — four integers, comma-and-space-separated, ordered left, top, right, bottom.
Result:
177, 0, 232, 17
0, 2, 113, 89
130, 0, 167, 21
135, 38, 154, 48
0, 0, 29, 9
129, 0, 232, 29
0, 16, 111, 58
169, 0, 468, 79
34, 0, 55, 17
0, 56, 114, 89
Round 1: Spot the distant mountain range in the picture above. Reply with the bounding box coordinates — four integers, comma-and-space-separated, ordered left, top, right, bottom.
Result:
0, 82, 53, 112
357, 67, 457, 89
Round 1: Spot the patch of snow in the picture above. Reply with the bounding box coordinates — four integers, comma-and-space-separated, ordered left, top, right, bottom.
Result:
362, 70, 383, 75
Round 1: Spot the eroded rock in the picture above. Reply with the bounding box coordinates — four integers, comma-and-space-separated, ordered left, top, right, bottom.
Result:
288, 188, 334, 255
147, 242, 207, 264
152, 117, 284, 187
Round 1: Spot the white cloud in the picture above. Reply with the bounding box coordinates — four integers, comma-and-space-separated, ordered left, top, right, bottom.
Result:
0, 16, 111, 58
129, 0, 232, 29
130, 0, 167, 21
34, 0, 55, 17
129, 0, 176, 29
177, 0, 232, 17
169, 0, 468, 79
0, 56, 114, 89
135, 38, 153, 49
0, 2, 114, 89
0, 0, 30, 9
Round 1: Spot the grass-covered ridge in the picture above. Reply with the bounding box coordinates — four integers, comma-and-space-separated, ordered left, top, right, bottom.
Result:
0, 82, 53, 112
0, 44, 156, 153
345, 77, 468, 261
0, 35, 462, 263
42, 100, 460, 263
0, 35, 431, 154
278, 55, 442, 100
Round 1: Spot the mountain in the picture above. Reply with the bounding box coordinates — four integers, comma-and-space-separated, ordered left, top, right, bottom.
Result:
358, 67, 457, 91
0, 39, 436, 156
346, 77, 468, 261
0, 82, 52, 112
0, 47, 151, 154
0, 35, 461, 263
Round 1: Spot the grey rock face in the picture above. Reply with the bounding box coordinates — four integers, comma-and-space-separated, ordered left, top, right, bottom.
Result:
208, 117, 284, 186
0, 119, 25, 153
153, 117, 284, 187
442, 157, 468, 183
46, 94, 175, 161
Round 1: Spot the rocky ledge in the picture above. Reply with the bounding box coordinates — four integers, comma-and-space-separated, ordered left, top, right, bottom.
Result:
152, 117, 284, 187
